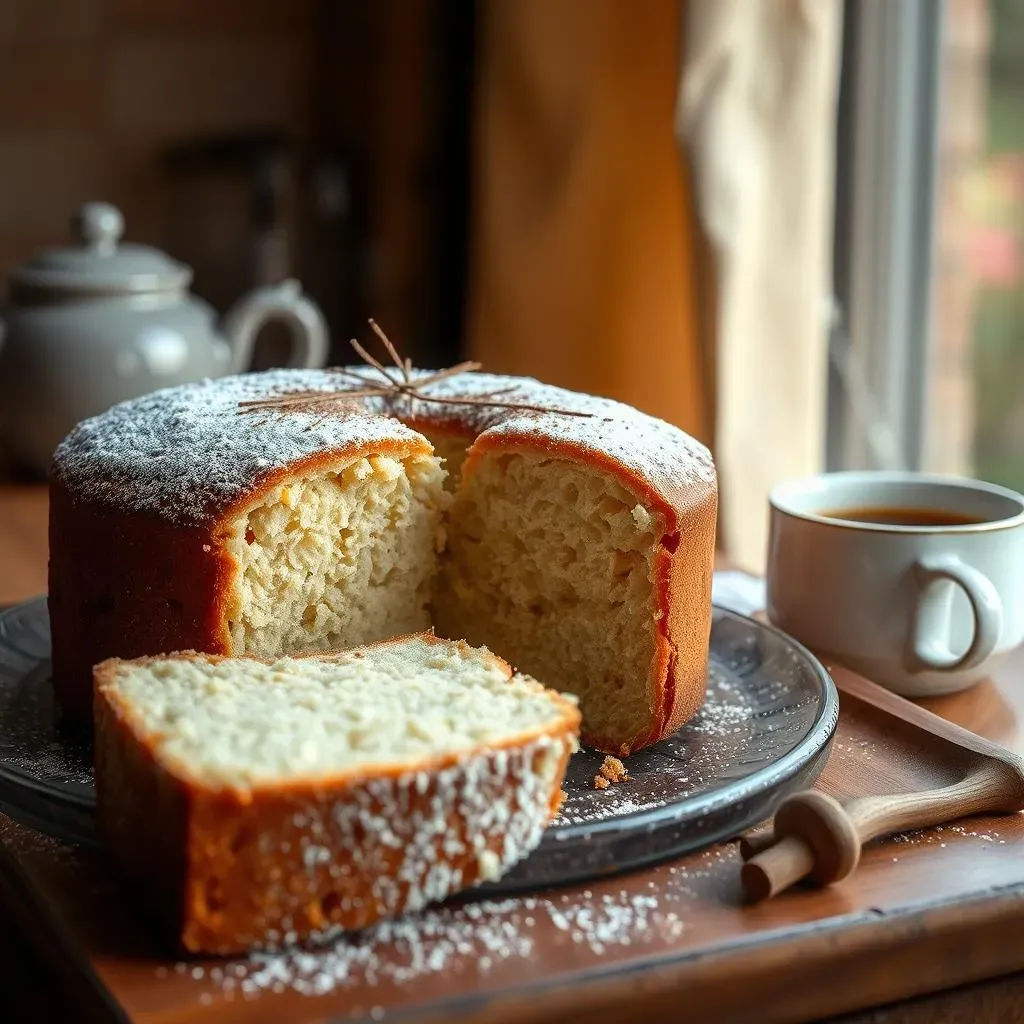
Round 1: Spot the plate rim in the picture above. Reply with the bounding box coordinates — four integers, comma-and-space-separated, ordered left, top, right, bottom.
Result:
0, 596, 840, 840
542, 603, 839, 841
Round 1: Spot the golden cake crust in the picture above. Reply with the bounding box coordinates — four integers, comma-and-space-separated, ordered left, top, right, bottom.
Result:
50, 368, 717, 747
93, 637, 580, 955
49, 437, 433, 718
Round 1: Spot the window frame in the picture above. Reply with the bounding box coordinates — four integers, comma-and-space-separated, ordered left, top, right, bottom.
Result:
826, 0, 944, 473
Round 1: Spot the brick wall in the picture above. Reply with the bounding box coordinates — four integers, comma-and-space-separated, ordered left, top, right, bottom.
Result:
0, 0, 316, 308
0, 0, 457, 368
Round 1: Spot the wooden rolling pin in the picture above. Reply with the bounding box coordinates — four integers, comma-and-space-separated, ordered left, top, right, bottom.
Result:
741, 756, 1024, 902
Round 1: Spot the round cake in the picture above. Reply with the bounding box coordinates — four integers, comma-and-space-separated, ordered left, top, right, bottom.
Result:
49, 366, 718, 754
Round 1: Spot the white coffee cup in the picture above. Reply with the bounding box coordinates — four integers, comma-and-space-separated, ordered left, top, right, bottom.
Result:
766, 471, 1024, 697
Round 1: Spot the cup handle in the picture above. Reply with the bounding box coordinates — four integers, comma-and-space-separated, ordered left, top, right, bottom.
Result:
909, 554, 1002, 672
221, 279, 329, 373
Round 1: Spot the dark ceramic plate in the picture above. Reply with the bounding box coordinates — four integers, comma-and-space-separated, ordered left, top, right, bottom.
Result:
0, 597, 838, 889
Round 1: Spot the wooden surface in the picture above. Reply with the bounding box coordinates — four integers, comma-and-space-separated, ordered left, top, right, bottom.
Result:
739, 662, 1024, 900
4, 485, 1024, 1022
0, 485, 48, 605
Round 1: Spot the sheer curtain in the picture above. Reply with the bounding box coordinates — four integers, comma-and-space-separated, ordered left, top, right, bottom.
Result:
680, 0, 843, 570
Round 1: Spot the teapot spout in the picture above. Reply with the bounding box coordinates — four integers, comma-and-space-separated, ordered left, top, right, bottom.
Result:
221, 280, 328, 374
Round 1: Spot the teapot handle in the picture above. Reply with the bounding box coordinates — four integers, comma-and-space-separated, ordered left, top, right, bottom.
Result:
221, 280, 328, 373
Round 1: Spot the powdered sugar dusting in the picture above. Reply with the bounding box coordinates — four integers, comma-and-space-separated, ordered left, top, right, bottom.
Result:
383, 368, 717, 492
52, 371, 420, 525
4, 734, 93, 788
107, 725, 575, 954
0, 631, 94, 789
180, 882, 691, 1004
829, 737, 877, 762
892, 822, 1009, 846
52, 367, 714, 525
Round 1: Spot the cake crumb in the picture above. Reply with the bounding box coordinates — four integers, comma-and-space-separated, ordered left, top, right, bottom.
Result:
593, 775, 610, 790
598, 755, 629, 784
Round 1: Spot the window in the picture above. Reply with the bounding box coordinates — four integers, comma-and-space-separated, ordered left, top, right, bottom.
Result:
831, 0, 1024, 494
828, 0, 940, 473
934, 0, 1024, 492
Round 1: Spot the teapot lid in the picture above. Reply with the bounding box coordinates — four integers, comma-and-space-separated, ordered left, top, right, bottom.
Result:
9, 202, 192, 294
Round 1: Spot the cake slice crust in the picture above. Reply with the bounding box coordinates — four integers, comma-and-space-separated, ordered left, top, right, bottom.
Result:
93, 634, 579, 955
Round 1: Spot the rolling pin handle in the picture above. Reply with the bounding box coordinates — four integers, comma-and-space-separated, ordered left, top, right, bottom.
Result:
742, 791, 861, 901
738, 826, 776, 860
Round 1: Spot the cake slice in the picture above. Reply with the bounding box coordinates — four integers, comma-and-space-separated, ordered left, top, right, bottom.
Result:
93, 634, 580, 956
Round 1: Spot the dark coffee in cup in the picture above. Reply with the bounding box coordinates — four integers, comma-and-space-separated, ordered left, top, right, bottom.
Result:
819, 506, 985, 528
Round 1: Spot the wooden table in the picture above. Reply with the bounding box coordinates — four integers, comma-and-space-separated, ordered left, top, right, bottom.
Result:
0, 485, 48, 605
3, 484, 1024, 1022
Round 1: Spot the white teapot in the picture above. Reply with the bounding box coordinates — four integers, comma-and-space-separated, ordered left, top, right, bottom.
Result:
0, 201, 329, 474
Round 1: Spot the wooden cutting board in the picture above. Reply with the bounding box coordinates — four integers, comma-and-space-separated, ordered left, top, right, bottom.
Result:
2, 656, 1024, 1024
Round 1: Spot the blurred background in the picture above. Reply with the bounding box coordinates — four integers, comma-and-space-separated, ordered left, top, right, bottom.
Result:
0, 0, 1019, 572
0, 0, 476, 369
